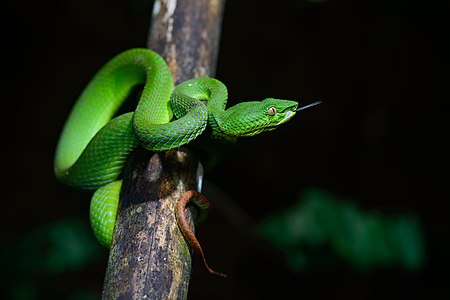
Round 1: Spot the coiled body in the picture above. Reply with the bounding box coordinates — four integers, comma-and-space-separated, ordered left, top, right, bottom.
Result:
54, 48, 298, 251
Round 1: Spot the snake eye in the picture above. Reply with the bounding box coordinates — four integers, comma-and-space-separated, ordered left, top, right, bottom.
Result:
268, 106, 277, 116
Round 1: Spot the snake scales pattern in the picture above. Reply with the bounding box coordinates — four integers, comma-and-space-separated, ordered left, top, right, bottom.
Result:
54, 48, 299, 248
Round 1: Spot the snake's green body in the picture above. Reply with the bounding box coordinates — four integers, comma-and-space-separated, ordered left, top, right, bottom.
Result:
54, 48, 298, 247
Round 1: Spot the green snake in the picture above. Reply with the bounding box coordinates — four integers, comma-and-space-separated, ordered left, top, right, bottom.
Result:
54, 48, 308, 275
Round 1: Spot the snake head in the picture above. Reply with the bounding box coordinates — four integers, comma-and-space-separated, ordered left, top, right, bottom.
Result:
217, 98, 298, 137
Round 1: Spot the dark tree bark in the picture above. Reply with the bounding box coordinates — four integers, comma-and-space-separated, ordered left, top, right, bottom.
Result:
148, 0, 225, 85
101, 0, 225, 299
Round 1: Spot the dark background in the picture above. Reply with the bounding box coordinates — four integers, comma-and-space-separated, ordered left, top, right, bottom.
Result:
1, 0, 449, 299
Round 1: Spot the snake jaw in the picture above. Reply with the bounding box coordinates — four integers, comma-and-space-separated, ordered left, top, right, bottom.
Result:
279, 109, 296, 124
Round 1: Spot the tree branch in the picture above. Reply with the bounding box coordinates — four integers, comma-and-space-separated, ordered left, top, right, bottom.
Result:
101, 0, 225, 299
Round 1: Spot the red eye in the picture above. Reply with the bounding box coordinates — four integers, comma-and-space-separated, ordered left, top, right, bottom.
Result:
268, 106, 277, 116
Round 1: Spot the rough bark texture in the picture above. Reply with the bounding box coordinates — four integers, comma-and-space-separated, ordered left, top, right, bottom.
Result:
101, 0, 225, 299
148, 0, 225, 85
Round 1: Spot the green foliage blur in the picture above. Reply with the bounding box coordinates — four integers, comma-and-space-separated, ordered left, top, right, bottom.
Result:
260, 188, 425, 273
0, 219, 106, 300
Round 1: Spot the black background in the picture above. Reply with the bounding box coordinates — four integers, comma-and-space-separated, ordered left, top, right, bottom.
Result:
1, 0, 449, 299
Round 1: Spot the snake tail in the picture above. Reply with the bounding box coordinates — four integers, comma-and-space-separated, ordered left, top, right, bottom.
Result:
176, 190, 227, 278
54, 48, 306, 277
